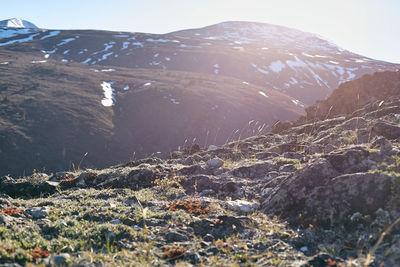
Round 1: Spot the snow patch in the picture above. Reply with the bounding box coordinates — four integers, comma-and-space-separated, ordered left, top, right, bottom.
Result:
170, 98, 180, 104
132, 42, 144, 47
82, 58, 91, 64
40, 30, 60, 40
259, 91, 269, 98
0, 33, 40, 46
113, 34, 129, 38
101, 81, 116, 107
291, 99, 304, 107
269, 60, 286, 73
31, 60, 46, 64
57, 37, 76, 46
121, 41, 130, 50
124, 85, 130, 91
214, 63, 220, 74
146, 38, 179, 43
101, 69, 116, 72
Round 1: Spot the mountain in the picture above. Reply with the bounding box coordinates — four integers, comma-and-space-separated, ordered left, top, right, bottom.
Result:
1, 70, 400, 266
0, 50, 303, 176
0, 20, 398, 176
0, 18, 38, 29
0, 21, 396, 104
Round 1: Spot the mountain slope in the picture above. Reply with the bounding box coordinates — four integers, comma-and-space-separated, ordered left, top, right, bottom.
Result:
0, 51, 303, 176
0, 21, 397, 104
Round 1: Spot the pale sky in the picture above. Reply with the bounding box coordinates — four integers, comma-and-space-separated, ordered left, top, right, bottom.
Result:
1, 0, 399, 63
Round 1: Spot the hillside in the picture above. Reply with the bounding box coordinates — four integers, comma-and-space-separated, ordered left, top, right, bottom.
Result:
0, 51, 303, 176
1, 70, 400, 266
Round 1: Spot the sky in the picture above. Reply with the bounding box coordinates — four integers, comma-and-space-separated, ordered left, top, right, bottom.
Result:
1, 0, 399, 63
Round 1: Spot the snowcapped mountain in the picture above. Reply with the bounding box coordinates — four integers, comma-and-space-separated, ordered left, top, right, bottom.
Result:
0, 18, 38, 29
0, 21, 395, 104
171, 21, 341, 52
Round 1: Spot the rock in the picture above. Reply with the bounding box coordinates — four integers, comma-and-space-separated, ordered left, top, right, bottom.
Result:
322, 146, 369, 173
0, 178, 58, 198
27, 207, 49, 219
283, 152, 303, 160
184, 143, 201, 155
371, 137, 392, 153
206, 157, 224, 168
165, 231, 189, 242
110, 219, 121, 225
262, 170, 398, 227
190, 216, 246, 239
186, 250, 201, 264
198, 189, 215, 196
207, 145, 218, 151
260, 188, 272, 197
203, 234, 214, 242
226, 200, 259, 213
0, 214, 12, 225
232, 162, 275, 179
279, 164, 297, 173
96, 168, 157, 190
52, 253, 70, 266
182, 175, 222, 194
373, 121, 400, 139
124, 196, 140, 206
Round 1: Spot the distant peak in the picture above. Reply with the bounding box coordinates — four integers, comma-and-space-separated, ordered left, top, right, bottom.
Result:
0, 18, 38, 29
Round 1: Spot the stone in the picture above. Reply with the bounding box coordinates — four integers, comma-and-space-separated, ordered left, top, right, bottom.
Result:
279, 164, 297, 173
262, 169, 397, 227
226, 200, 259, 213
110, 219, 121, 225
207, 145, 218, 151
52, 253, 70, 266
165, 231, 189, 242
373, 121, 400, 139
206, 157, 224, 168
0, 214, 11, 225
27, 207, 49, 219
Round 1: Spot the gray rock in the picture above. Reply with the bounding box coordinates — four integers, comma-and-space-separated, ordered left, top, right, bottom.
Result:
262, 169, 397, 227
27, 207, 49, 219
206, 157, 224, 168
110, 219, 121, 225
207, 145, 218, 151
232, 161, 275, 179
226, 200, 259, 213
0, 214, 12, 225
283, 152, 303, 160
373, 121, 400, 139
52, 253, 70, 266
165, 231, 189, 242
279, 164, 297, 173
